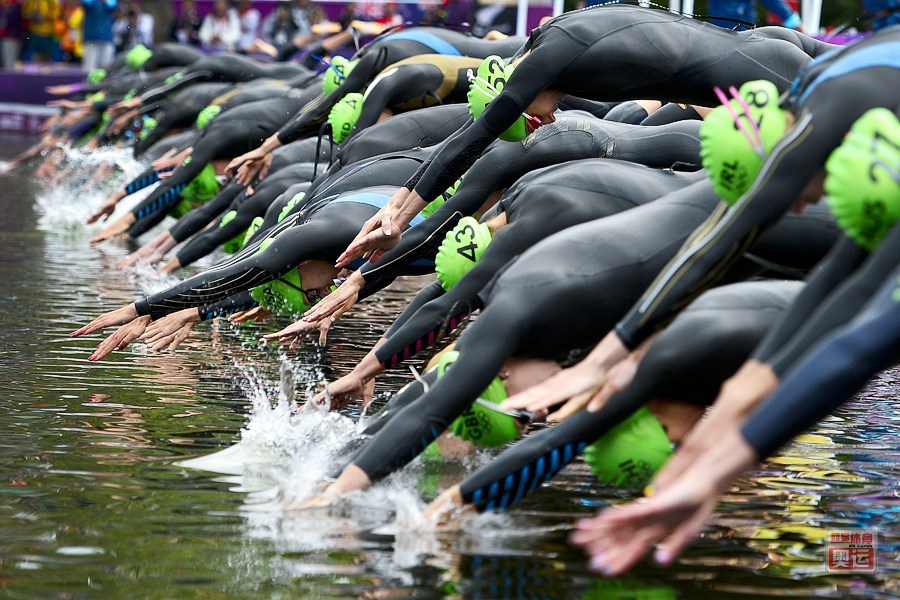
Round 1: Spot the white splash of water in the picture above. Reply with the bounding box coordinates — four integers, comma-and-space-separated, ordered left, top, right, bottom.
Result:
33, 144, 147, 230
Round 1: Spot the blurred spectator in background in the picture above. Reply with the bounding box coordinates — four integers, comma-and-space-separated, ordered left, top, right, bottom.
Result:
376, 2, 401, 27
57, 0, 83, 61
172, 0, 200, 44
141, 0, 171, 45
0, 0, 24, 69
706, 0, 803, 30
113, 0, 153, 51
863, 0, 899, 30
235, 0, 259, 51
261, 0, 297, 46
290, 0, 310, 36
23, 0, 58, 62
82, 0, 114, 70
198, 0, 239, 50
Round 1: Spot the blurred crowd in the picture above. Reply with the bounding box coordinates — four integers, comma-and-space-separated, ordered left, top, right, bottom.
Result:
0, 0, 416, 70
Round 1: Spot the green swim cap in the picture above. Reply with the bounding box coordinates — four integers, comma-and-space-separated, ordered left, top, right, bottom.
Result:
421, 174, 465, 218
435, 216, 492, 291
824, 108, 900, 252
278, 191, 306, 223
322, 56, 358, 95
87, 91, 105, 104
583, 407, 673, 488
467, 55, 528, 143
248, 239, 310, 315
438, 351, 519, 447
170, 163, 218, 218
195, 104, 222, 130
328, 92, 363, 143
126, 44, 153, 70
138, 116, 157, 141
87, 68, 106, 84
700, 80, 789, 205
219, 210, 248, 254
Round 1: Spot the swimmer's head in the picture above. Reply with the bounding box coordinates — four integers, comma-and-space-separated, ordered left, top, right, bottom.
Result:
824, 108, 900, 252
583, 407, 673, 488
435, 216, 492, 291
195, 104, 222, 130
126, 44, 153, 70
87, 68, 107, 84
421, 173, 465, 218
438, 351, 520, 447
327, 92, 364, 143
468, 56, 533, 142
249, 249, 336, 316
322, 56, 358, 95
700, 80, 789, 205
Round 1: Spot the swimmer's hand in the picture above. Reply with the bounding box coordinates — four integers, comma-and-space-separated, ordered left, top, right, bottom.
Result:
71, 303, 140, 338
108, 97, 142, 116
226, 135, 281, 186
117, 231, 176, 269
649, 359, 778, 491
87, 190, 126, 224
88, 315, 151, 360
502, 331, 629, 418
302, 270, 363, 324
335, 188, 421, 268
90, 213, 136, 244
421, 485, 465, 526
309, 371, 374, 411
151, 147, 189, 172
141, 308, 201, 352
228, 305, 271, 324
46, 84, 75, 96
261, 316, 332, 348
570, 427, 756, 575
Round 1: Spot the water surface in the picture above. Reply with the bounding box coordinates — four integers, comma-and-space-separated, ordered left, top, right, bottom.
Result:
0, 140, 897, 598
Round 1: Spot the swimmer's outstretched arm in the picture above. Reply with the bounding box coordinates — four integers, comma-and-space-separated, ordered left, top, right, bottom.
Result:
575, 261, 900, 575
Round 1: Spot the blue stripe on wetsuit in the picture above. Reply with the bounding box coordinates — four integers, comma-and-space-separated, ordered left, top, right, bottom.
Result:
798, 42, 900, 104
378, 31, 462, 56
135, 182, 187, 219
465, 441, 589, 511
125, 167, 172, 195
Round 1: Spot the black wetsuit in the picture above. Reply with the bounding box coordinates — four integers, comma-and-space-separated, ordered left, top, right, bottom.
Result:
273, 28, 525, 146
173, 162, 323, 268
137, 54, 311, 107
132, 186, 435, 321
126, 87, 323, 238
375, 161, 705, 369
405, 4, 833, 204
614, 29, 900, 351
358, 115, 703, 299
340, 55, 483, 142
742, 251, 900, 459
132, 82, 232, 155
346, 179, 836, 483
454, 279, 806, 510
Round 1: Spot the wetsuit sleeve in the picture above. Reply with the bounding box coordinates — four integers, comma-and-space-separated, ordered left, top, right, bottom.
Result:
352, 297, 521, 481
197, 290, 259, 321
139, 69, 212, 106
765, 224, 900, 375
349, 65, 444, 142
558, 96, 617, 119
614, 73, 891, 349
134, 204, 367, 319
751, 235, 867, 368
740, 263, 900, 460
606, 120, 702, 169
123, 166, 170, 196
168, 182, 244, 243
409, 51, 568, 201
383, 280, 447, 337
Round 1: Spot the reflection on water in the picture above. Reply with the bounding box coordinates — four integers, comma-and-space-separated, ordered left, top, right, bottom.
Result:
0, 142, 897, 598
